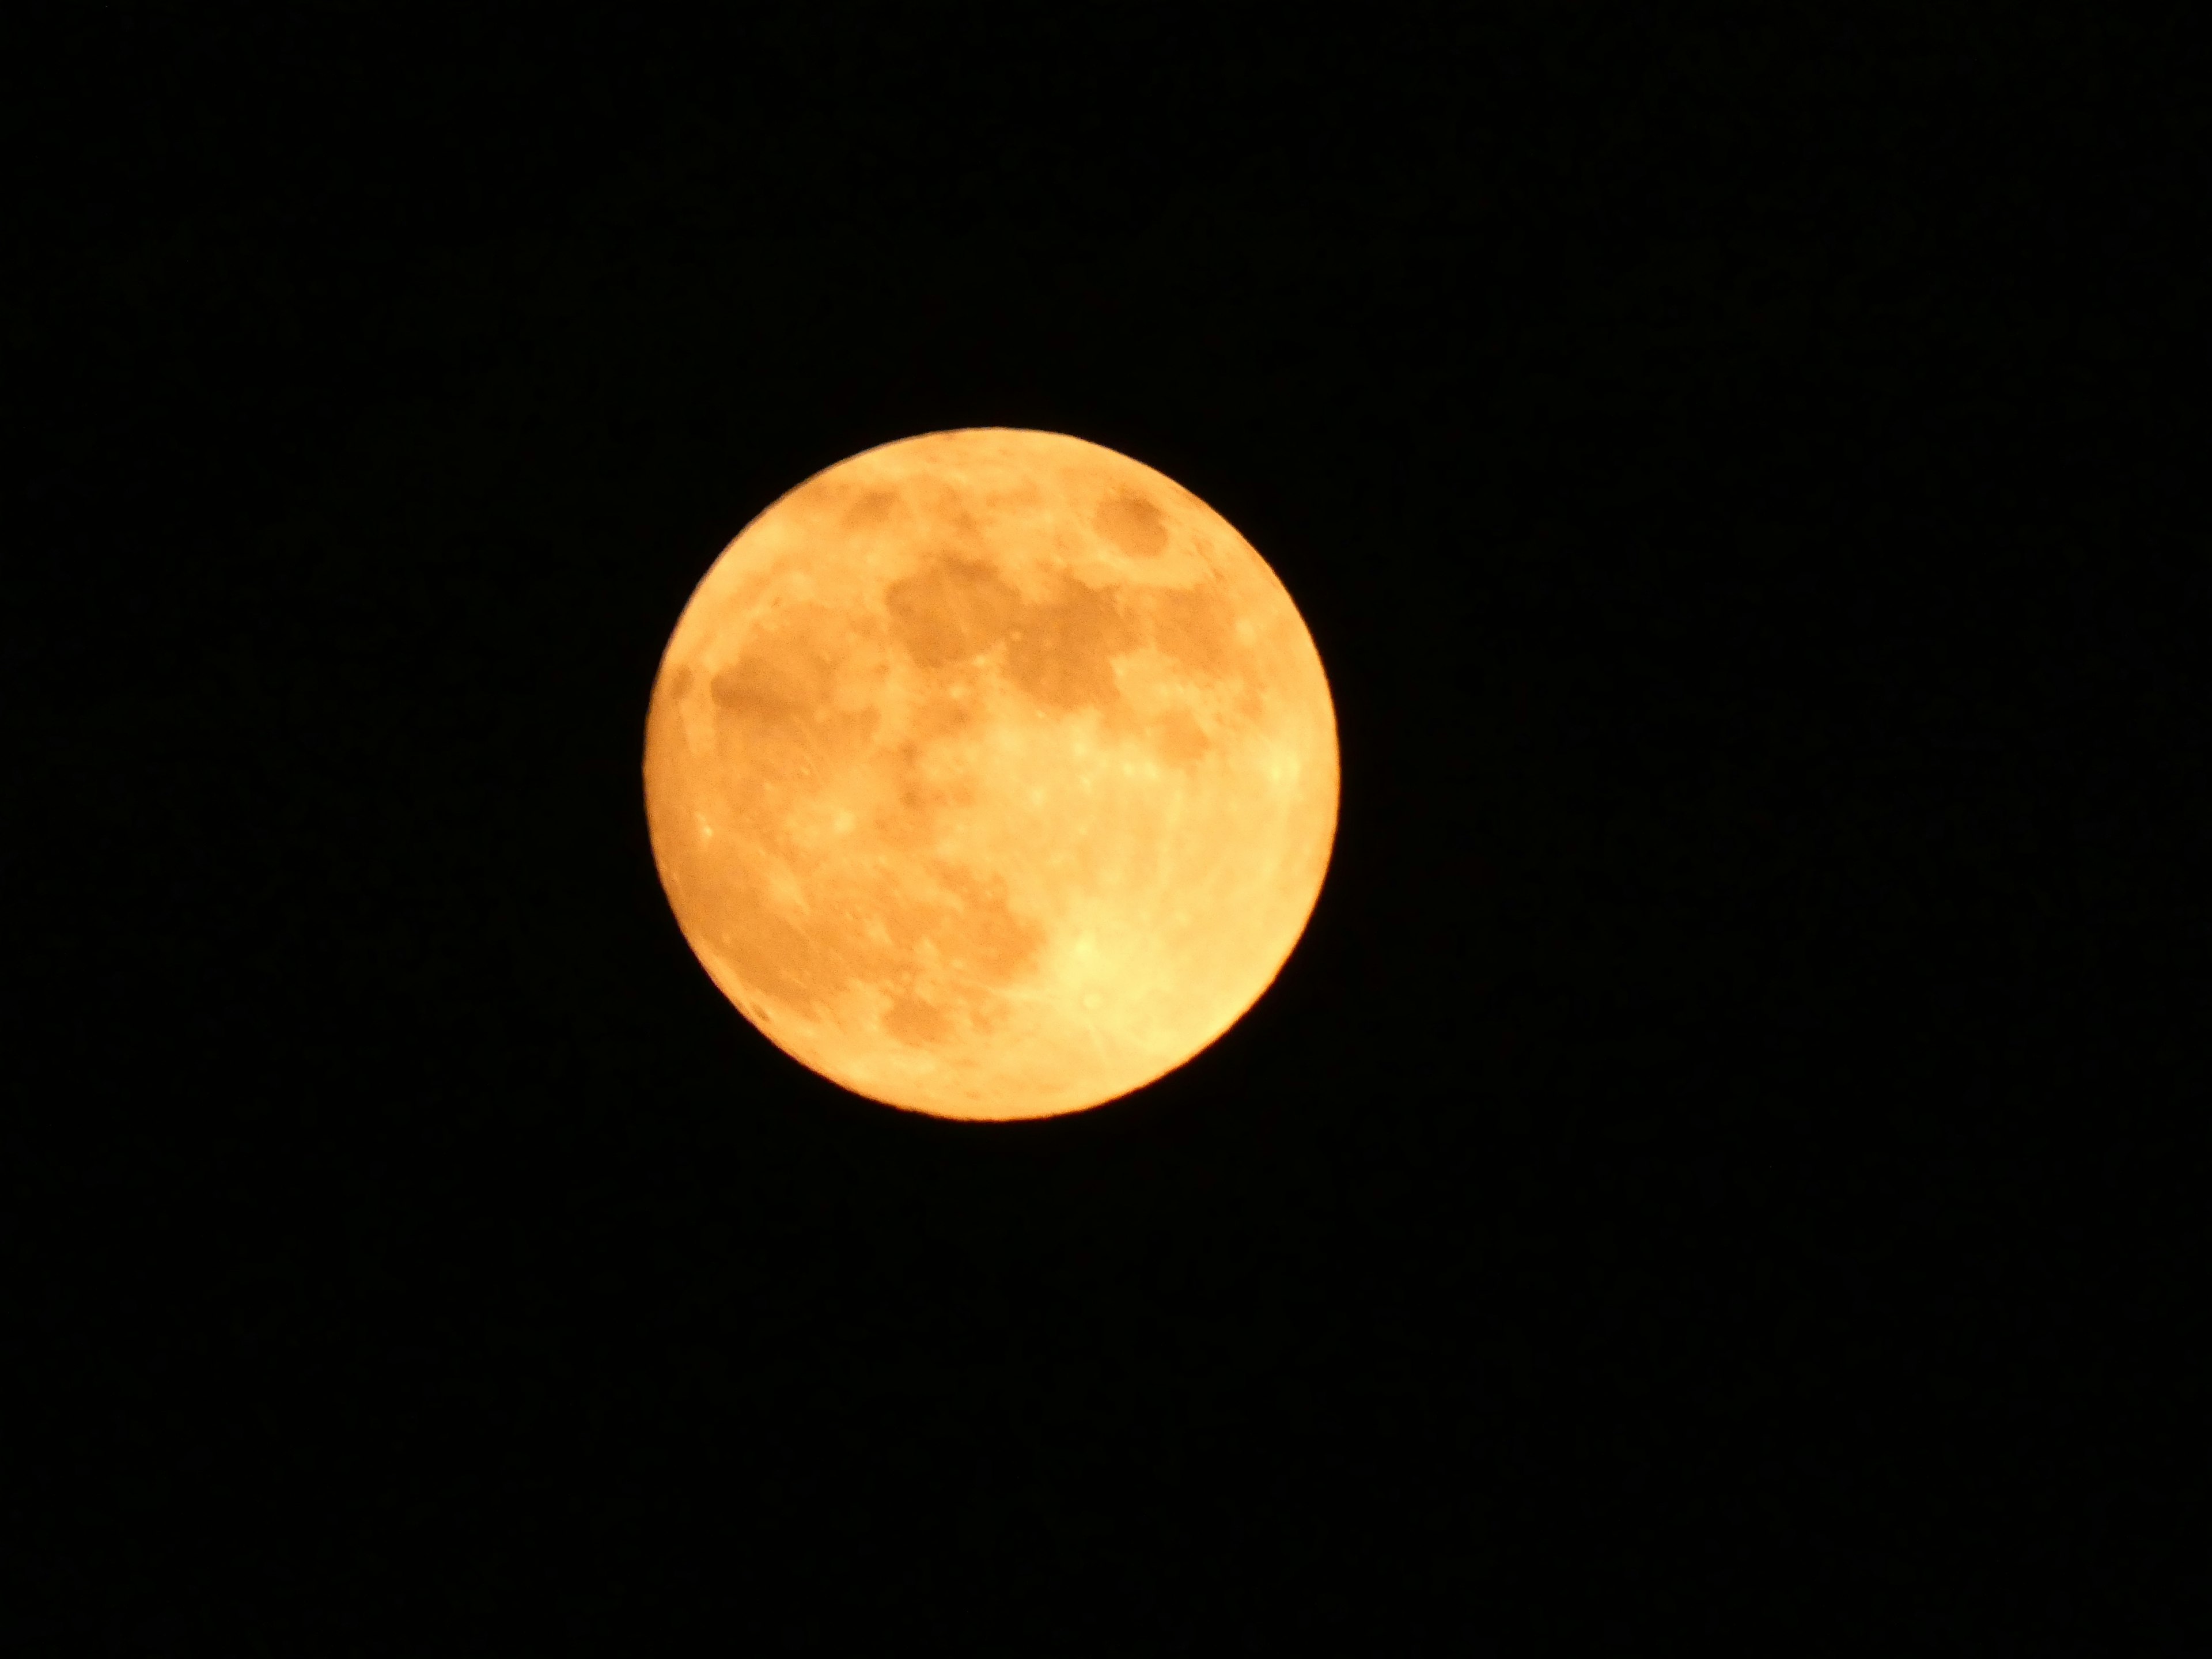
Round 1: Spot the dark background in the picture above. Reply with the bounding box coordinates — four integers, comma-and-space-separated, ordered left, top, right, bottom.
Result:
10, 6, 2205, 1651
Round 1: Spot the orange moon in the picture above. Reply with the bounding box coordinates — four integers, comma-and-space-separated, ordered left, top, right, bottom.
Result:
642, 429, 1338, 1120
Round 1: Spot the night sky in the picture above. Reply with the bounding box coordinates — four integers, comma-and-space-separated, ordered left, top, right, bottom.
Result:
14, 9, 2202, 1651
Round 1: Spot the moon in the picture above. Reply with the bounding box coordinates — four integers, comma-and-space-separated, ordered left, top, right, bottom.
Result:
643, 429, 1338, 1120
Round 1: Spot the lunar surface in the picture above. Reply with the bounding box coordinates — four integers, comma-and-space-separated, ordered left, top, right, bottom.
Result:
643, 429, 1338, 1120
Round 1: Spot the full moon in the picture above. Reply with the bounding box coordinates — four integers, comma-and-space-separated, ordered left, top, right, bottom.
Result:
643, 429, 1338, 1120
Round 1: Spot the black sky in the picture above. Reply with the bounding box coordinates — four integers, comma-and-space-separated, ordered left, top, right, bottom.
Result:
12, 7, 2205, 1652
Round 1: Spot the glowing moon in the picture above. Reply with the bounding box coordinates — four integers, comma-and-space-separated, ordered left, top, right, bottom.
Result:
643, 429, 1338, 1120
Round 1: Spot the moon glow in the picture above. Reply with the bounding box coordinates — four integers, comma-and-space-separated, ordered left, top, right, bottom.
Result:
643, 429, 1338, 1120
